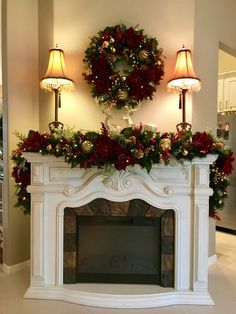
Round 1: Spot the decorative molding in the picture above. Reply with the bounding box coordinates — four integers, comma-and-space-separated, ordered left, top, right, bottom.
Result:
64, 184, 76, 196
103, 170, 132, 191
31, 163, 44, 185
3, 260, 30, 274
25, 286, 214, 308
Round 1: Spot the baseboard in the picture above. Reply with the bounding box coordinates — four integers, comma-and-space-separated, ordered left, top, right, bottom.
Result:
2, 259, 30, 274
216, 226, 236, 235
2, 256, 216, 274
208, 254, 217, 267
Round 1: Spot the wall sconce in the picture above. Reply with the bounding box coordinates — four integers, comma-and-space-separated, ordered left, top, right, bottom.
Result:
167, 46, 201, 132
40, 46, 74, 132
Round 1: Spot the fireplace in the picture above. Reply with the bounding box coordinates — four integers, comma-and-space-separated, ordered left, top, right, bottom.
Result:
24, 153, 216, 308
63, 200, 175, 287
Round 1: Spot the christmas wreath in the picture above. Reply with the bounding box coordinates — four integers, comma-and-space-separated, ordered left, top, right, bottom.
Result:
12, 125, 234, 219
83, 24, 165, 109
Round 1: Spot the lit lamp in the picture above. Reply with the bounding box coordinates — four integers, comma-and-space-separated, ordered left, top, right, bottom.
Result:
40, 46, 74, 132
167, 46, 201, 131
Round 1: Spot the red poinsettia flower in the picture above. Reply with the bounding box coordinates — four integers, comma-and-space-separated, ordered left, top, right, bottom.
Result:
103, 31, 110, 41
192, 132, 213, 154
12, 166, 30, 185
126, 69, 155, 101
115, 153, 136, 171
161, 150, 172, 162
91, 55, 111, 78
94, 79, 110, 94
145, 41, 153, 51
219, 152, 234, 175
161, 133, 170, 139
95, 134, 118, 160
124, 27, 144, 48
19, 131, 49, 152
113, 25, 123, 41
146, 66, 164, 84
89, 55, 112, 94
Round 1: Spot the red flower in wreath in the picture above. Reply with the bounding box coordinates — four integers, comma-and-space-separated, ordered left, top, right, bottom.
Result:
124, 27, 144, 48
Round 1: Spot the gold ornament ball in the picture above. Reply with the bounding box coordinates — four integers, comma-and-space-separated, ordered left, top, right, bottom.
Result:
127, 135, 136, 144
182, 149, 189, 156
138, 49, 149, 60
102, 41, 110, 48
117, 90, 128, 101
81, 140, 94, 153
214, 141, 224, 150
85, 68, 92, 76
135, 149, 144, 159
159, 138, 172, 151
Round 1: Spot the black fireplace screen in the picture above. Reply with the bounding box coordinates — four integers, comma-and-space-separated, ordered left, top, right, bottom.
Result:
77, 216, 161, 284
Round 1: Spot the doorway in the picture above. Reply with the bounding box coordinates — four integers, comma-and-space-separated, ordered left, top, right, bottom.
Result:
216, 46, 236, 233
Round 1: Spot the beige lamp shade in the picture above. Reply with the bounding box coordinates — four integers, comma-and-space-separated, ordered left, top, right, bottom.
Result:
40, 48, 74, 91
167, 47, 201, 92
40, 47, 74, 131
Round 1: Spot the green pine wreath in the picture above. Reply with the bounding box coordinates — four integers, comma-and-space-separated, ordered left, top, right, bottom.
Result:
83, 24, 165, 109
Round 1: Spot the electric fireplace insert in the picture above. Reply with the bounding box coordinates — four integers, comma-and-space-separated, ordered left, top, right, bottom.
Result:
63, 199, 175, 287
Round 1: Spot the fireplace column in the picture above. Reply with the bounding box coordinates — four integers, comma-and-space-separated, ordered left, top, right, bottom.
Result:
192, 161, 214, 292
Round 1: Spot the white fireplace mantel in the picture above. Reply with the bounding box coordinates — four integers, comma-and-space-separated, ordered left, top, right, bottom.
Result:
23, 152, 217, 308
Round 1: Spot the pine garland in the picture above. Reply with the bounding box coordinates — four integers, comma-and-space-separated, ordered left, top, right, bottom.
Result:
11, 124, 234, 217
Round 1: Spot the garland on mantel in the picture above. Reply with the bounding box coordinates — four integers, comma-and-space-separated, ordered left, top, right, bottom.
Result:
11, 124, 234, 217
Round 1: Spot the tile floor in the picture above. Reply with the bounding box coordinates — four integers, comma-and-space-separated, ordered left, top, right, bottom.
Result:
0, 231, 236, 314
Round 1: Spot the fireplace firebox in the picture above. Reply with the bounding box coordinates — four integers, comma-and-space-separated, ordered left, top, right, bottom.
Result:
63, 199, 175, 287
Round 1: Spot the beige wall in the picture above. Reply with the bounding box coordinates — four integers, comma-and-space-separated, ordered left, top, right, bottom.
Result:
39, 0, 195, 132
43, 0, 236, 134
38, 0, 54, 132
2, 0, 39, 265
193, 0, 236, 131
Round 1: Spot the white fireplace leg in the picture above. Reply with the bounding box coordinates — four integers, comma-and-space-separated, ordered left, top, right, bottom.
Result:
30, 194, 45, 286
193, 203, 210, 292
192, 163, 212, 292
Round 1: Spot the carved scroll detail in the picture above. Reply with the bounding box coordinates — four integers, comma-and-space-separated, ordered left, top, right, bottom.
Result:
64, 184, 76, 196
103, 170, 132, 191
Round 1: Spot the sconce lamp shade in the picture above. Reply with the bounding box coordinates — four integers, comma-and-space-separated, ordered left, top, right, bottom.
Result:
40, 48, 74, 91
167, 46, 201, 131
40, 47, 74, 132
167, 47, 201, 92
